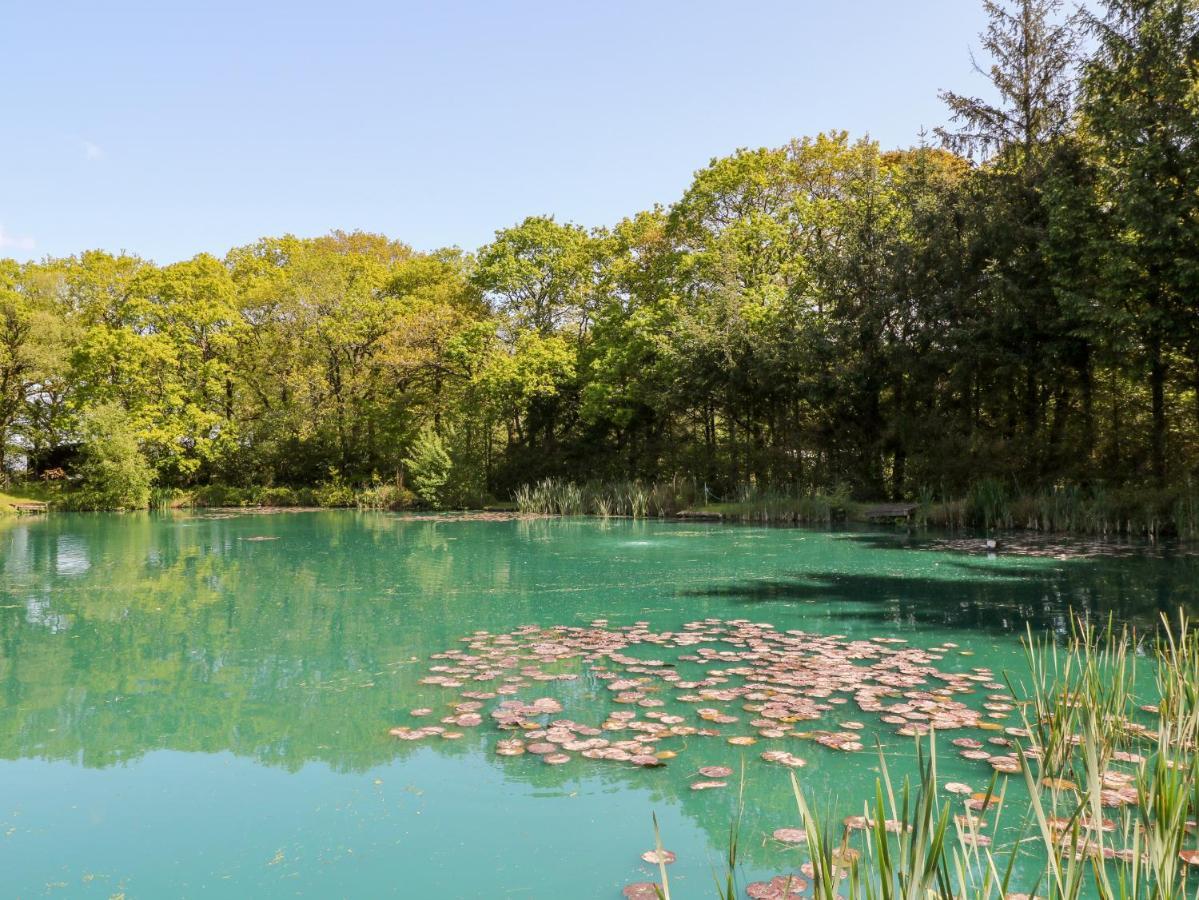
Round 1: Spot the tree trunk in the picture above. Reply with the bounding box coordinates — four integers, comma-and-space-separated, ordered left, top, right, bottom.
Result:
1080, 349, 1094, 470
1149, 332, 1167, 484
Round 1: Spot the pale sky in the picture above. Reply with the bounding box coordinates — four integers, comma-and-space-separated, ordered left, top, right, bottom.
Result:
1, 0, 994, 263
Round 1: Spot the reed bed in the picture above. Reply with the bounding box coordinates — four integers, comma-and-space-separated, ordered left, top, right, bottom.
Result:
921, 481, 1199, 539
512, 478, 851, 524
514, 478, 703, 519
646, 612, 1199, 899
515, 477, 1199, 537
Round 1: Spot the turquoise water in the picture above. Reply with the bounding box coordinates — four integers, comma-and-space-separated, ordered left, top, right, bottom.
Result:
1, 512, 1196, 898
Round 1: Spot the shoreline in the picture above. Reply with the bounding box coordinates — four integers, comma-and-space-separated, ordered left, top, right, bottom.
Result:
119, 505, 1199, 558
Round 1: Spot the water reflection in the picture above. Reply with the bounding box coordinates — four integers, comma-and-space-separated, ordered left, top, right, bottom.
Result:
0, 513, 1196, 896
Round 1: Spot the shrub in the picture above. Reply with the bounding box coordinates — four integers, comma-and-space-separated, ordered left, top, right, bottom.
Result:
404, 427, 453, 507
314, 471, 356, 507
191, 484, 250, 507
356, 480, 416, 510
256, 486, 300, 507
69, 403, 153, 510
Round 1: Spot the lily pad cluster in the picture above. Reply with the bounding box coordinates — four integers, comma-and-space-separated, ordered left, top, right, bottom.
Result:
388, 619, 1015, 776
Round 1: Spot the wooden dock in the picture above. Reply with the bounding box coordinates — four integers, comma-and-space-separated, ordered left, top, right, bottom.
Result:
675, 510, 724, 521
10, 501, 48, 515
861, 503, 918, 521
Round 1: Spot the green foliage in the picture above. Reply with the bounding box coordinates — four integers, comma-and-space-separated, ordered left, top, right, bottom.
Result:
69, 403, 154, 510
255, 486, 317, 508
190, 484, 252, 508
355, 480, 416, 510
313, 471, 357, 508
403, 427, 453, 507
967, 478, 1011, 531
472, 216, 603, 338
3, 0, 1199, 525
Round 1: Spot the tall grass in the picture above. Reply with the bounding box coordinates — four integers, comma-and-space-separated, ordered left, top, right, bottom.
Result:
514, 477, 703, 519
513, 477, 852, 524
147, 486, 179, 510
921, 481, 1199, 539
648, 611, 1199, 899
515, 477, 1199, 537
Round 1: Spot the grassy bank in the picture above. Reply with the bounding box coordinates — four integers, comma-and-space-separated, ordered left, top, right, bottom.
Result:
0, 485, 56, 512
7, 474, 1198, 540
0, 479, 425, 514
917, 479, 1199, 540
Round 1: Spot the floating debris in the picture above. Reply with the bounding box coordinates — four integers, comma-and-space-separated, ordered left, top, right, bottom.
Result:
760, 750, 806, 768
746, 875, 807, 899
622, 882, 663, 900
389, 612, 1177, 871
772, 827, 807, 844
640, 849, 676, 864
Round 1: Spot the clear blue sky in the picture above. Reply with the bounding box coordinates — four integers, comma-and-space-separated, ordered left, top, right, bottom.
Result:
1, 0, 993, 264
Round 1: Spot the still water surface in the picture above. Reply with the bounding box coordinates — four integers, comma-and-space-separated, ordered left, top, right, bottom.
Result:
1, 512, 1196, 897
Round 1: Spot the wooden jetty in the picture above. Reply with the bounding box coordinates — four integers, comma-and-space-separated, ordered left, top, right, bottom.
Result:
861, 502, 918, 522
10, 501, 48, 515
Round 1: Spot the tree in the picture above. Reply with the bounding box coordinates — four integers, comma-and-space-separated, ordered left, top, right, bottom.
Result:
1080, 0, 1199, 482
937, 0, 1079, 160
403, 426, 452, 507
0, 260, 71, 479
127, 254, 241, 482
473, 216, 602, 340
936, 0, 1087, 480
73, 402, 154, 509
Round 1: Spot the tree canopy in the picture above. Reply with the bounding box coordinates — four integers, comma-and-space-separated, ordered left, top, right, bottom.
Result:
2, 0, 1197, 508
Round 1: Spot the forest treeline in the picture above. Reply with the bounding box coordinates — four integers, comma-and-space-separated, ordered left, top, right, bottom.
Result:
1, 0, 1197, 523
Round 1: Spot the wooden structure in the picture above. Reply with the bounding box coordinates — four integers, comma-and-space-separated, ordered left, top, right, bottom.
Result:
861, 503, 918, 522
10, 501, 48, 515
675, 510, 724, 521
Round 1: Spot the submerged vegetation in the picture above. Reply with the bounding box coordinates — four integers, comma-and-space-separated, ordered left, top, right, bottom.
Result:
0, 0, 1197, 530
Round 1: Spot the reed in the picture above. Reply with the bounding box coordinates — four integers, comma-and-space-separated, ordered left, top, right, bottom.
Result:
513, 477, 853, 524
515, 476, 1199, 537
647, 611, 1199, 899
514, 477, 703, 518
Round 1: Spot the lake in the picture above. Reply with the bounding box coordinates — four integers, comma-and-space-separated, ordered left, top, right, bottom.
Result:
1, 512, 1196, 898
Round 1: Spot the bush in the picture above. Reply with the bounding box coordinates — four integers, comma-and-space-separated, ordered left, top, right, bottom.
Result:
191, 484, 250, 507
404, 427, 453, 507
256, 486, 301, 507
314, 471, 356, 507
148, 487, 191, 510
68, 403, 154, 510
356, 480, 416, 510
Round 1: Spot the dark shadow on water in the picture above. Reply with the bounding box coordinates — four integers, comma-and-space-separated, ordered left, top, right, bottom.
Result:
832, 528, 1195, 559
679, 556, 1199, 635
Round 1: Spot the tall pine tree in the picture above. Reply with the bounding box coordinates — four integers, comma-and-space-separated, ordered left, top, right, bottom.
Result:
1080, 0, 1199, 482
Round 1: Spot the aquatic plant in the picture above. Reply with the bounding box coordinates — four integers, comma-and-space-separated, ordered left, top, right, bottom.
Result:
514, 477, 700, 518
643, 611, 1199, 899
967, 479, 1011, 531
511, 477, 852, 524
